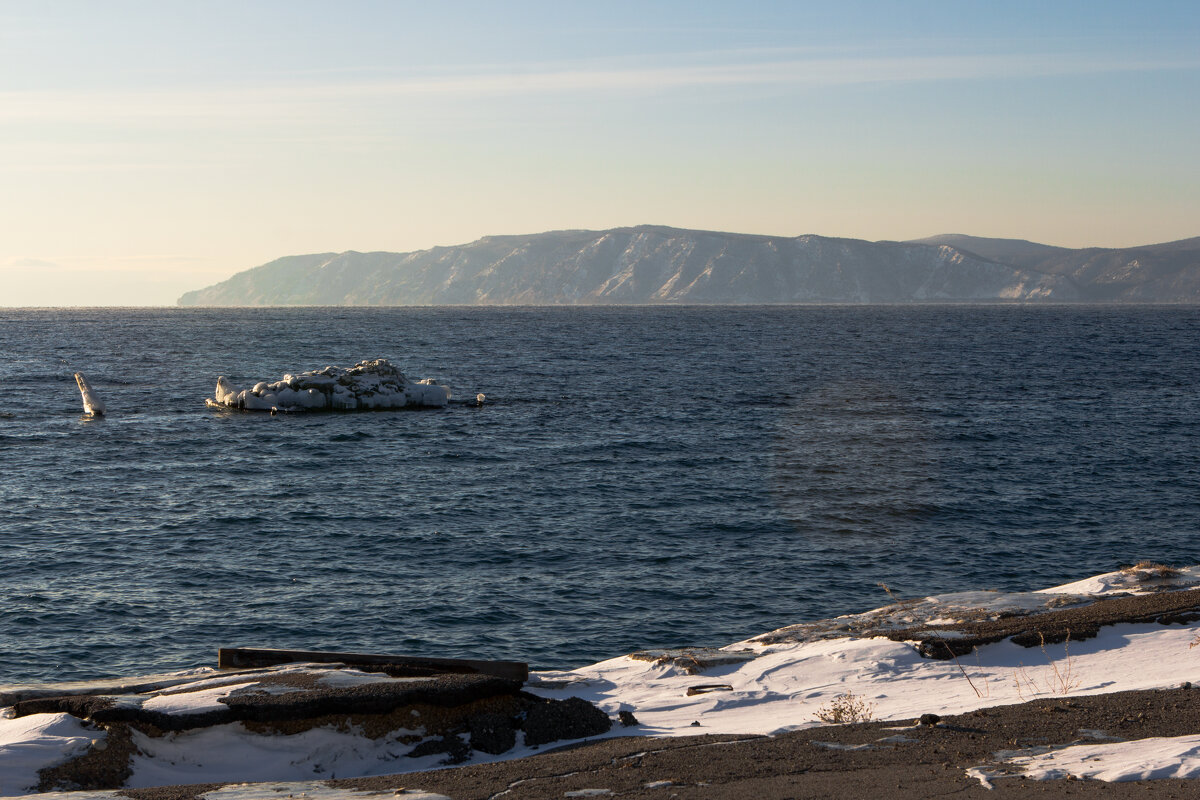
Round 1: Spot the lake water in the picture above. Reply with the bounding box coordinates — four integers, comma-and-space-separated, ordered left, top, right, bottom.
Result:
1, 306, 1197, 683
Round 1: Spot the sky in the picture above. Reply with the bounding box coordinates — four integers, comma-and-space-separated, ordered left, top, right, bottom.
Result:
1, 0, 1198, 306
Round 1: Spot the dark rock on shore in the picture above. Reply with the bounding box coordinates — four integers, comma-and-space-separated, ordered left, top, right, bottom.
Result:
523, 696, 612, 747
13, 674, 524, 733
407, 735, 471, 765
468, 712, 518, 755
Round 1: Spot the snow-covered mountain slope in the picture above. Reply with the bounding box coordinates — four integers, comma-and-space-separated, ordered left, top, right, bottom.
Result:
914, 234, 1200, 301
177, 226, 1084, 306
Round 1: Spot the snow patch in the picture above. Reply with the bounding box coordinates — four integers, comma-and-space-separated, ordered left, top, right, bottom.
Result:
315, 670, 399, 689
0, 713, 103, 796
198, 782, 450, 800
1001, 734, 1200, 782
126, 723, 429, 788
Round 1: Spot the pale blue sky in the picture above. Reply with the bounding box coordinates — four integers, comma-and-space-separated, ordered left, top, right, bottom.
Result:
2, 1, 1197, 305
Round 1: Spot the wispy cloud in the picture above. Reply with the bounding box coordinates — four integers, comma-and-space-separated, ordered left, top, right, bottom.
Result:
1, 50, 1195, 123
376, 52, 1199, 94
1, 257, 63, 270
1, 254, 212, 272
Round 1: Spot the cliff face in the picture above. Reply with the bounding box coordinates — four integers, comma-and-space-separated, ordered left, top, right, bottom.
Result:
178, 226, 1200, 306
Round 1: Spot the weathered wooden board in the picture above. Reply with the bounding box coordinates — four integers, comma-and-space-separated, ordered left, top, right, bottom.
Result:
218, 647, 529, 682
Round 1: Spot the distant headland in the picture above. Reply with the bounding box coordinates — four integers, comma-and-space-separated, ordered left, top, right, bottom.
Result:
177, 226, 1200, 306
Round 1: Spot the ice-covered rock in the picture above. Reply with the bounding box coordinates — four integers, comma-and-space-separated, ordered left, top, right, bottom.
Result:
206, 359, 451, 412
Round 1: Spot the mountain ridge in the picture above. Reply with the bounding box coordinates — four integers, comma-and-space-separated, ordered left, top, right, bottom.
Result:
178, 226, 1200, 306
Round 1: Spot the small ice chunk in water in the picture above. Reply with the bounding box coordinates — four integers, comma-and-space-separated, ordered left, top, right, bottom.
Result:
214, 376, 238, 405
74, 373, 106, 416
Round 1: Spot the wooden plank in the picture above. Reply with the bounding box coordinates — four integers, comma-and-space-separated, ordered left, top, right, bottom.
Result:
218, 647, 529, 682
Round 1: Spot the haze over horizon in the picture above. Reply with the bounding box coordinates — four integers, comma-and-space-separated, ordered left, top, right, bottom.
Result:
2, 0, 1198, 306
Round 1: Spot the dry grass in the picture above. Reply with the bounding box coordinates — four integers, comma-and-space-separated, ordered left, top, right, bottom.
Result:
965, 645, 993, 698
876, 582, 921, 608
815, 692, 877, 724
1013, 631, 1080, 700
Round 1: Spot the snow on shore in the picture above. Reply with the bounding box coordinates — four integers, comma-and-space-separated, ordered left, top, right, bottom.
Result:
528, 563, 1200, 738
0, 715, 99, 796
4, 564, 1200, 795
529, 622, 1200, 738
205, 359, 451, 412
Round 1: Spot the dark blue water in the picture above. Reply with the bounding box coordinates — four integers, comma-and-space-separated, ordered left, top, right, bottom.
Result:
1, 306, 1197, 683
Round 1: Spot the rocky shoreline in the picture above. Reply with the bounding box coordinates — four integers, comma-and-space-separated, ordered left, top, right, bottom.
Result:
62, 685, 1200, 799
6, 567, 1200, 798
5, 670, 612, 794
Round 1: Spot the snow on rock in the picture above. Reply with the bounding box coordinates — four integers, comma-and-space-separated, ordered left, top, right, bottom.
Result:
315, 670, 397, 689
1036, 563, 1200, 596
140, 683, 261, 716
0, 668, 222, 708
745, 564, 1200, 649
121, 664, 322, 699
745, 588, 1094, 647
0, 712, 103, 796
206, 359, 451, 412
